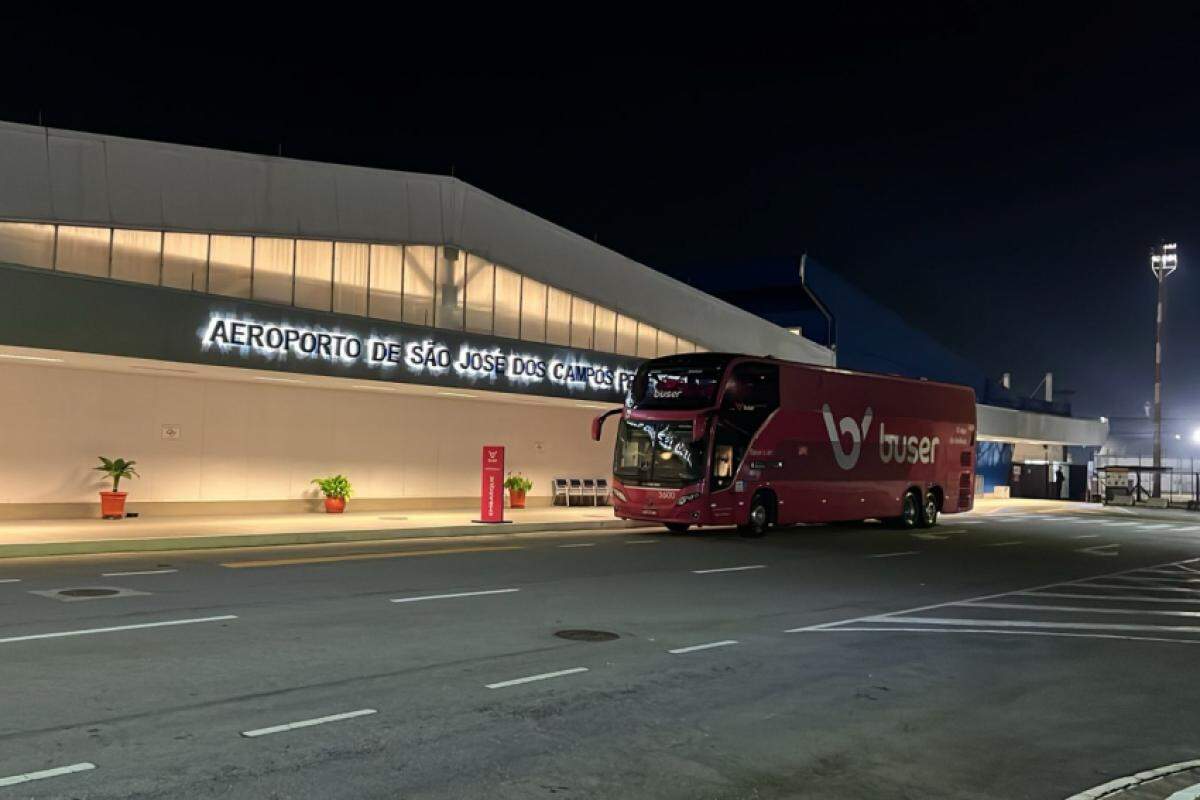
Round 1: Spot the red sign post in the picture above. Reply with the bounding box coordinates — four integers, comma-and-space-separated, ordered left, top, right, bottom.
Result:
474, 445, 509, 524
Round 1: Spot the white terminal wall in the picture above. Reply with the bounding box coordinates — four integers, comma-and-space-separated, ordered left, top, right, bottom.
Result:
0, 362, 616, 507
0, 121, 832, 366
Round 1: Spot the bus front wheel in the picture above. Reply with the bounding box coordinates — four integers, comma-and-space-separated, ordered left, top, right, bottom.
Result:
738, 494, 773, 538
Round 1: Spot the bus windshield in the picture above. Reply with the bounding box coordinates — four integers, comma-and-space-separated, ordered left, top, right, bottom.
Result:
613, 419, 706, 487
629, 365, 725, 410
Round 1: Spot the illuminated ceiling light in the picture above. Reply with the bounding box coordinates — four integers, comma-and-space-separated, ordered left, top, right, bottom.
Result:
353, 384, 398, 391
1175, 433, 1183, 440
438, 391, 477, 398
1099, 416, 1108, 424
576, 403, 613, 409
0, 353, 65, 363
1192, 428, 1200, 444
131, 365, 197, 375
254, 376, 304, 384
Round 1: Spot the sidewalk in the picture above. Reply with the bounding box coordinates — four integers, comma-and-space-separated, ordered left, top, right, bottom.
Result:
973, 496, 1200, 524
0, 505, 639, 559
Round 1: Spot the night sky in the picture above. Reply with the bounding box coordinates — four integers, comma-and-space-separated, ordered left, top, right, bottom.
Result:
4, 9, 1199, 422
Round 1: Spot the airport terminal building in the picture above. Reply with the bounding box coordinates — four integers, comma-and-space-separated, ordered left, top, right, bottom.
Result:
0, 122, 831, 518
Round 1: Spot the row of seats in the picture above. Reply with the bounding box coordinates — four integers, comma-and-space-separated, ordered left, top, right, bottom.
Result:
553, 477, 611, 506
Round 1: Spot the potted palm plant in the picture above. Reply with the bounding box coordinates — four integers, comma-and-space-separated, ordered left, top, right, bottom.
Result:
95, 457, 139, 519
504, 472, 533, 509
312, 474, 352, 513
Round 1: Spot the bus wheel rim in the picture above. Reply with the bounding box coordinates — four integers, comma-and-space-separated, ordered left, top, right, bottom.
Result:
751, 505, 767, 528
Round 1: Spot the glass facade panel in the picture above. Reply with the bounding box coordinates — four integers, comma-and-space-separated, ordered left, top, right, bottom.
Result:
520, 277, 547, 342
637, 323, 658, 357
333, 242, 369, 316
368, 244, 403, 322
493, 266, 521, 339
208, 235, 252, 298
294, 239, 333, 311
546, 286, 572, 346
434, 247, 465, 330
252, 237, 294, 305
56, 225, 111, 277
657, 333, 677, 357
110, 229, 161, 285
593, 306, 617, 353
0, 221, 55, 269
615, 314, 638, 356
676, 338, 695, 354
570, 297, 595, 350
403, 245, 436, 326
464, 254, 494, 334
161, 232, 208, 291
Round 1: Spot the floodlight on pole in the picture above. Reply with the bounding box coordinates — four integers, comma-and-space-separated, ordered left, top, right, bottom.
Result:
1150, 242, 1178, 497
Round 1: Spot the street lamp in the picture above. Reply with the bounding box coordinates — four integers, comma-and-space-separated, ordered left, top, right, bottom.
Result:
1151, 242, 1178, 497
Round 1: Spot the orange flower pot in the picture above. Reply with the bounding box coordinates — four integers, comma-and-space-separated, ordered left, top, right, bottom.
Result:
324, 496, 346, 513
508, 489, 526, 509
100, 491, 127, 519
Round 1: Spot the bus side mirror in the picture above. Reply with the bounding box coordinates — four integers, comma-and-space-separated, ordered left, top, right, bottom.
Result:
692, 415, 709, 441
591, 408, 622, 442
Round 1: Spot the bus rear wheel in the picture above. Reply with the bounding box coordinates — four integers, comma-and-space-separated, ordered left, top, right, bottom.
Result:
664, 523, 691, 534
888, 491, 920, 530
919, 492, 940, 528
738, 494, 772, 538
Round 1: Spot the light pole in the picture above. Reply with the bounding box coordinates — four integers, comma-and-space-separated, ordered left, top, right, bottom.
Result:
1151, 242, 1178, 497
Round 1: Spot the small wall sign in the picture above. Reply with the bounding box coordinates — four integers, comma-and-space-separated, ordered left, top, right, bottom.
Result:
161, 424, 181, 440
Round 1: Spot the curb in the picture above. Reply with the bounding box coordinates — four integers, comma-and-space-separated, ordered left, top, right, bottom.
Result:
0, 519, 643, 559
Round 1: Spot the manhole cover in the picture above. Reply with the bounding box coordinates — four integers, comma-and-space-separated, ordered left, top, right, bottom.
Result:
554, 629, 619, 642
58, 588, 120, 598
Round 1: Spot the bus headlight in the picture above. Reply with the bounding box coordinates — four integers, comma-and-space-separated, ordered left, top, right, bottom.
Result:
611, 486, 628, 503
676, 492, 700, 506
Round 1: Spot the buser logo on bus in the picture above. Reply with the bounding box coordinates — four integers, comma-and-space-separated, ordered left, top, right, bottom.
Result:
822, 404, 940, 470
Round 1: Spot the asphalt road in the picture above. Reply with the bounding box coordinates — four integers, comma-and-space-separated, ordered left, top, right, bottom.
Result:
3, 506, 1200, 799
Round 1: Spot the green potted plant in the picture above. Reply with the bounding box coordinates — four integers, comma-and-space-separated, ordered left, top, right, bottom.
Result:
312, 474, 353, 513
94, 457, 139, 519
504, 472, 533, 509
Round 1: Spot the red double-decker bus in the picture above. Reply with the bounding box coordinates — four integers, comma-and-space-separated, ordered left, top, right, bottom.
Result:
591, 353, 976, 536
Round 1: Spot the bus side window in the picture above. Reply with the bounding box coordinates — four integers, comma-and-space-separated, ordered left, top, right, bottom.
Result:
713, 445, 734, 479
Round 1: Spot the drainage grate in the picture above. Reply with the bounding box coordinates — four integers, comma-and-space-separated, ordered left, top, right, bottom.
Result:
554, 629, 619, 642
58, 588, 121, 598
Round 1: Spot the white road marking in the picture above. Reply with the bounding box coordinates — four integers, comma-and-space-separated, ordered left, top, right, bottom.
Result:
241, 708, 377, 738
0, 614, 237, 645
1067, 519, 1096, 524
100, 569, 179, 577
1138, 524, 1176, 531
867, 551, 920, 558
558, 543, 596, 548
983, 541, 1023, 547
668, 640, 739, 654
962, 601, 1200, 618
1065, 758, 1200, 800
1174, 526, 1200, 533
1099, 521, 1140, 527
1073, 534, 1101, 539
785, 557, 1200, 633
864, 615, 1200, 634
0, 762, 96, 788
1079, 582, 1200, 594
624, 540, 659, 545
1020, 590, 1200, 604
486, 667, 588, 689
1166, 781, 1200, 800
1107, 575, 1200, 585
390, 588, 520, 604
1077, 544, 1120, 557
0, 578, 20, 583
815, 627, 1200, 646
692, 565, 767, 574
957, 520, 984, 525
